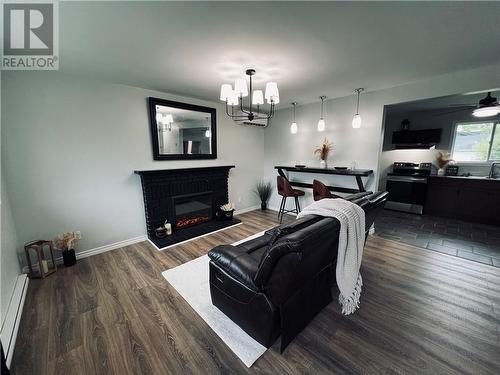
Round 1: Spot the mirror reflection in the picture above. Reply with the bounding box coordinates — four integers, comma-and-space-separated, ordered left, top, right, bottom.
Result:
155, 105, 213, 155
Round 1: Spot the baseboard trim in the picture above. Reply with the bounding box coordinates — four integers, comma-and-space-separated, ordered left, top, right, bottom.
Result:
22, 235, 148, 274
75, 235, 147, 260
234, 205, 261, 215
0, 274, 28, 368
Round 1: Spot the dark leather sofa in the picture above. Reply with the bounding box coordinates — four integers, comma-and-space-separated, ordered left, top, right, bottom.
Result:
208, 191, 388, 351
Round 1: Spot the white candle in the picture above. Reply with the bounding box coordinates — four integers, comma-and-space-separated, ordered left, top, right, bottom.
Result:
41, 260, 49, 274
165, 223, 172, 235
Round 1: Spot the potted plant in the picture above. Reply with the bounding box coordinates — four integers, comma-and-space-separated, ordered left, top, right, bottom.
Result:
254, 180, 272, 210
314, 138, 333, 168
436, 151, 453, 176
216, 203, 235, 221
54, 231, 81, 267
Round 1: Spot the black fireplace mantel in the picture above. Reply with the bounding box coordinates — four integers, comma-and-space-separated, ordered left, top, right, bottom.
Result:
134, 165, 235, 176
135, 165, 235, 246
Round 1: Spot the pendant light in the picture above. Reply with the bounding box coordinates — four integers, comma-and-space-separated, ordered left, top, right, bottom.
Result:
352, 88, 364, 128
290, 102, 298, 134
317, 96, 326, 132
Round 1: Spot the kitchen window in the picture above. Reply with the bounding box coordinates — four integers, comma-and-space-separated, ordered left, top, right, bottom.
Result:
451, 122, 500, 162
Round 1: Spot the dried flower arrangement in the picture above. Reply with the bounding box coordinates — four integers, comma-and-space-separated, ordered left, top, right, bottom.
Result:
314, 138, 333, 161
54, 231, 82, 251
436, 151, 453, 169
220, 203, 235, 212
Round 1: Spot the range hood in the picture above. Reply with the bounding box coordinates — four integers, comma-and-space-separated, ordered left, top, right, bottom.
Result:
392, 128, 442, 149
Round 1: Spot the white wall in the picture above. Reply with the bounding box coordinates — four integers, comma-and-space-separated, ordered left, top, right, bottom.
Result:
1, 70, 22, 334
264, 63, 500, 211
2, 72, 264, 261
1, 173, 21, 324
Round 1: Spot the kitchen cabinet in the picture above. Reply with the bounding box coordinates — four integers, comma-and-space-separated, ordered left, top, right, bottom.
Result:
425, 176, 500, 225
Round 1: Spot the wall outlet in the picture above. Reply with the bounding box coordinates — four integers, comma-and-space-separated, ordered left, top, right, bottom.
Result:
75, 230, 82, 239
238, 196, 242, 203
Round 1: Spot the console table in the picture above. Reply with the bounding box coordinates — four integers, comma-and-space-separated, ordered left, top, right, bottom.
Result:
275, 165, 373, 194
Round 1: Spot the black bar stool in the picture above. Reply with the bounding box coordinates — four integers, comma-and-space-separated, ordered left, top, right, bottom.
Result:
277, 176, 305, 223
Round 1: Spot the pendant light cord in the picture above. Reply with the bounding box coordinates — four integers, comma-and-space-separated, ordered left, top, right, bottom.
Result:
354, 88, 364, 115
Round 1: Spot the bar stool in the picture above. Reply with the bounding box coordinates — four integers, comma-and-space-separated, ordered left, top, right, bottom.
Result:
277, 176, 305, 223
24, 240, 57, 279
313, 179, 340, 201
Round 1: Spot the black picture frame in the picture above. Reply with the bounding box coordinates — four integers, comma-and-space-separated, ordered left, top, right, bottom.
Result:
148, 97, 217, 160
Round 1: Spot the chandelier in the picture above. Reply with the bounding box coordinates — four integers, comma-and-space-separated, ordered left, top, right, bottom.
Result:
219, 69, 279, 121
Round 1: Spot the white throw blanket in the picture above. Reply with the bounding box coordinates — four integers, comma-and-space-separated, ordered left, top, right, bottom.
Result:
297, 198, 365, 315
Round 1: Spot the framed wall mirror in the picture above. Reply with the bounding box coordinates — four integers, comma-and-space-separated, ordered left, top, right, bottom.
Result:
148, 97, 217, 160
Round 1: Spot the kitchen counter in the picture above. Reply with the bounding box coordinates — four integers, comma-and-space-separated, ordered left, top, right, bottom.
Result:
430, 175, 500, 181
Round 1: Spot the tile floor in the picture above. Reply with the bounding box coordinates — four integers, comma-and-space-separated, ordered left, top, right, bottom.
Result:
373, 209, 500, 267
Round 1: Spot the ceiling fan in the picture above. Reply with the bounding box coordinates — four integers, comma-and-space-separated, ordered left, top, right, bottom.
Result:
435, 92, 500, 117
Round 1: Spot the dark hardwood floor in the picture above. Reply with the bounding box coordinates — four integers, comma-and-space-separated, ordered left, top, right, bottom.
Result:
11, 210, 500, 374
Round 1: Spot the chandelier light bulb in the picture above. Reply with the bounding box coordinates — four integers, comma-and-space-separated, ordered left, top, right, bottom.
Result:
267, 95, 280, 105
234, 78, 248, 97
205, 129, 211, 138
228, 90, 239, 106
252, 90, 264, 105
219, 84, 233, 101
265, 82, 279, 104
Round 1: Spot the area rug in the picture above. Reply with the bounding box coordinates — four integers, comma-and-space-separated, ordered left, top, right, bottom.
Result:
161, 231, 267, 367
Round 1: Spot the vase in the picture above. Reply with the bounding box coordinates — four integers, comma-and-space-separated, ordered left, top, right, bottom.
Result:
62, 249, 77, 267
320, 160, 327, 169
261, 202, 267, 210
216, 208, 234, 221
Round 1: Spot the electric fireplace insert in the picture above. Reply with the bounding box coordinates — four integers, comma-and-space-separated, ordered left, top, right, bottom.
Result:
172, 192, 213, 229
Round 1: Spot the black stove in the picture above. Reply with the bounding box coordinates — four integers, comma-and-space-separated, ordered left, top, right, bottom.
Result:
388, 162, 433, 177
385, 162, 433, 214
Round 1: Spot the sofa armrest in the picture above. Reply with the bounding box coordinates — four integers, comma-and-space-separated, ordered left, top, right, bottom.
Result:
344, 191, 373, 201
208, 245, 261, 291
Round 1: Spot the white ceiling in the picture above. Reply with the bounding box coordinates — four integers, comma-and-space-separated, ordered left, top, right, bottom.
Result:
60, 1, 500, 107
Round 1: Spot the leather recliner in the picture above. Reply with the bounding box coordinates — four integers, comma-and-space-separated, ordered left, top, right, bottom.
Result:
208, 191, 388, 352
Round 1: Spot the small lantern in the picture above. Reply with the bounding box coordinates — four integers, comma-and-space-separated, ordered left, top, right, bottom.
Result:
24, 240, 57, 278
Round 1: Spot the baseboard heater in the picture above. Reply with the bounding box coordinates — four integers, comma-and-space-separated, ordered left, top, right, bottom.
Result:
0, 275, 29, 368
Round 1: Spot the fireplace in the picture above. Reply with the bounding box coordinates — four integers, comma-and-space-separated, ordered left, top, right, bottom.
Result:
173, 192, 213, 229
135, 166, 240, 249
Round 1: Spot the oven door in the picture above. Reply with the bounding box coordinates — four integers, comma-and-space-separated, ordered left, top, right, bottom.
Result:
385, 175, 427, 214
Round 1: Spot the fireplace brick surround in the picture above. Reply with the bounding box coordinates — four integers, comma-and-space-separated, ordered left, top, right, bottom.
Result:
135, 166, 238, 248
